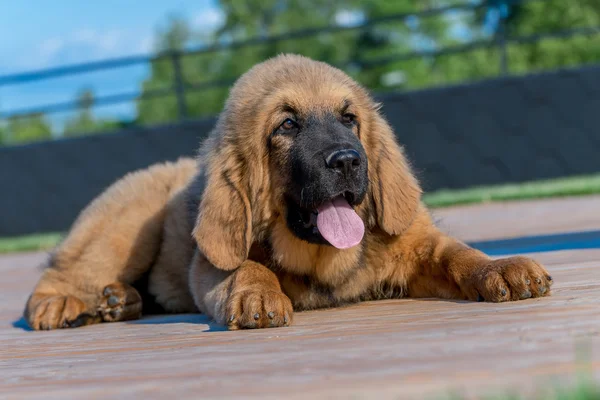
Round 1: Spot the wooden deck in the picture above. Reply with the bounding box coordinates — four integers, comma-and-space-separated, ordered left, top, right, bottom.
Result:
1, 196, 600, 399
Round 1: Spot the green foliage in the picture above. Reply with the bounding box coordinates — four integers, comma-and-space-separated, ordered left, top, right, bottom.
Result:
136, 16, 194, 125
0, 232, 64, 254
136, 0, 450, 123
466, 0, 600, 76
135, 0, 600, 126
423, 172, 600, 208
63, 88, 121, 137
4, 114, 52, 145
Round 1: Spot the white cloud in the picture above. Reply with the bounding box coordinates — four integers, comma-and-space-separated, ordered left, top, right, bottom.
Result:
74, 29, 98, 44
72, 29, 121, 52
71, 29, 121, 53
21, 28, 154, 70
6, 6, 224, 72
38, 37, 65, 59
138, 35, 154, 53
192, 7, 225, 32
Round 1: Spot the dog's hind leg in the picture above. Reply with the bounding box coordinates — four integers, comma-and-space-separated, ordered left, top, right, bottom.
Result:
25, 271, 144, 330
24, 158, 198, 330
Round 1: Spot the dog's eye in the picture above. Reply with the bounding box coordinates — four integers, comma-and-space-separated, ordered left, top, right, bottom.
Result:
342, 113, 357, 126
272, 118, 298, 137
281, 118, 297, 131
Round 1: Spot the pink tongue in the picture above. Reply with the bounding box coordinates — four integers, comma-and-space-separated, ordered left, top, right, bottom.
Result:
316, 196, 365, 249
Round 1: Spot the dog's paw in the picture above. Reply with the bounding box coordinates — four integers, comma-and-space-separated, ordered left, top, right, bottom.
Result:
98, 283, 142, 323
29, 295, 98, 330
468, 256, 553, 302
226, 289, 293, 330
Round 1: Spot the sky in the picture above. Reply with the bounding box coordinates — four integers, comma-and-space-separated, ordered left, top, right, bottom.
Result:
0, 0, 224, 130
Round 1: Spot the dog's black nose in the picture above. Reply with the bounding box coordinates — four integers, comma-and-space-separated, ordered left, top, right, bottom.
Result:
325, 149, 361, 176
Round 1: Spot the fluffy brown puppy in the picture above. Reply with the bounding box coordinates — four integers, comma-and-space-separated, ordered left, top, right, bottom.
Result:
24, 54, 552, 331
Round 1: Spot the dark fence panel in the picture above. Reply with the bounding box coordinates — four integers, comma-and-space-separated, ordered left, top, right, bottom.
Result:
1, 64, 599, 236
0, 119, 216, 236
380, 64, 600, 191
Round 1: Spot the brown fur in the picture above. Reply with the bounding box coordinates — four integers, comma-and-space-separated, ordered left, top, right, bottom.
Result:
24, 54, 552, 331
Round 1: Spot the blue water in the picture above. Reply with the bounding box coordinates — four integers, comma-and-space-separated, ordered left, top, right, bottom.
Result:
468, 230, 600, 256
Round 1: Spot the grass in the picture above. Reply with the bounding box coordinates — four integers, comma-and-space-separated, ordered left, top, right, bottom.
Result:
423, 173, 600, 208
439, 384, 600, 400
1, 173, 600, 254
441, 376, 600, 400
0, 232, 64, 254
455, 382, 600, 400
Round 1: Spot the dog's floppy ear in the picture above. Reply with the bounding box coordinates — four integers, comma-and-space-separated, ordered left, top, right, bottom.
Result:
192, 140, 253, 271
368, 111, 422, 236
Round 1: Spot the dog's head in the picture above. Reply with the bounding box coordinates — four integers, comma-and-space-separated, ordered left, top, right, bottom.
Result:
193, 54, 422, 271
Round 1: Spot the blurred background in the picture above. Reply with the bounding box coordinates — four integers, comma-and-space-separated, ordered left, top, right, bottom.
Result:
2, 0, 599, 144
0, 0, 599, 237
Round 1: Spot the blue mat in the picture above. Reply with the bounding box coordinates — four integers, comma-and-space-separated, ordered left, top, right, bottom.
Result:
468, 230, 600, 256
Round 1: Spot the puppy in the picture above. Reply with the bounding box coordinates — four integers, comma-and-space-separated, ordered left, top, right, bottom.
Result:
24, 54, 552, 331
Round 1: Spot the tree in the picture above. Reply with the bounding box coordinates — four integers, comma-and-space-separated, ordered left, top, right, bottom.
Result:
208, 0, 456, 90
136, 1, 600, 125
5, 114, 52, 145
63, 88, 121, 137
136, 15, 196, 125
504, 0, 600, 73
63, 89, 96, 136
136, 1, 439, 124
447, 0, 600, 78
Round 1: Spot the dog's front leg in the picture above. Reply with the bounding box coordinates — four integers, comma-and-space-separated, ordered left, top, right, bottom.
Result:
189, 252, 293, 329
412, 230, 554, 303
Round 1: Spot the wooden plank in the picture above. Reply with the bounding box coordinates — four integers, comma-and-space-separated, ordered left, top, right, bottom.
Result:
1, 196, 600, 399
433, 194, 600, 241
